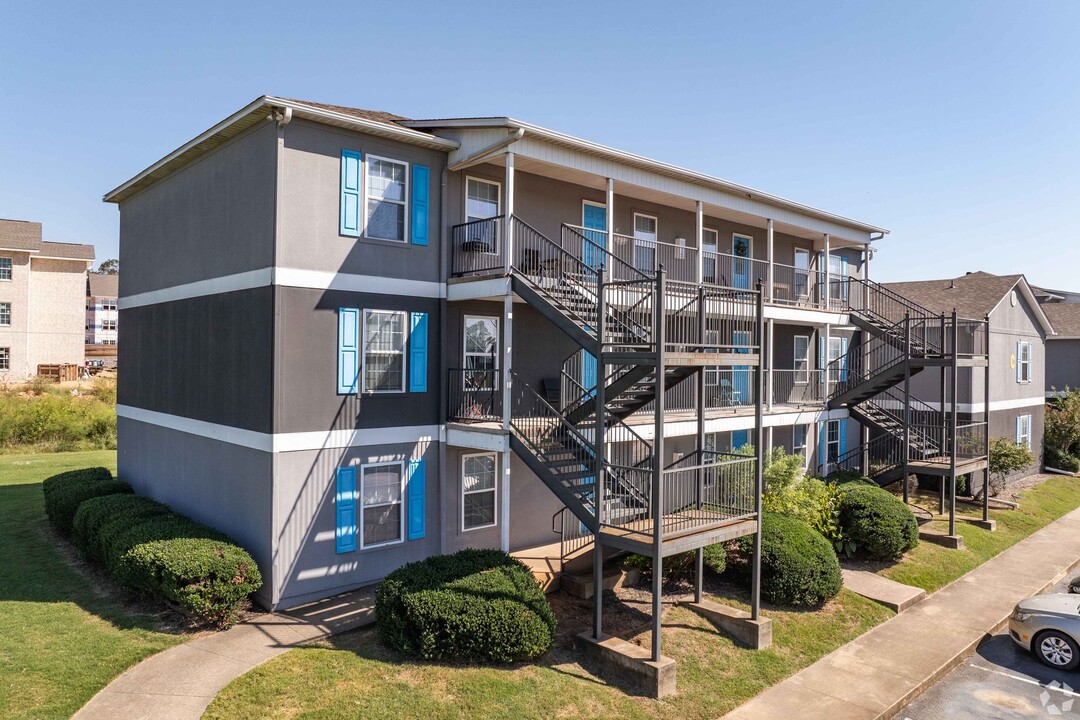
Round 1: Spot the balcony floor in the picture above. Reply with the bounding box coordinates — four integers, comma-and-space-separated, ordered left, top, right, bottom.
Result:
599, 514, 757, 556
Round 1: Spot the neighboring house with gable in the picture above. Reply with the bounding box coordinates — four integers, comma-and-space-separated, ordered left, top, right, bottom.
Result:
0, 218, 94, 380
1031, 293, 1080, 395
884, 271, 1054, 475
86, 273, 119, 367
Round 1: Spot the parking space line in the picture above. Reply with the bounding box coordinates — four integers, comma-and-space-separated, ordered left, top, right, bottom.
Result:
970, 664, 1079, 698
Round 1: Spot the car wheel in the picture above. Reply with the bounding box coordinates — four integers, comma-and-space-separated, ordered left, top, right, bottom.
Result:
1069, 577, 1080, 594
1035, 630, 1080, 670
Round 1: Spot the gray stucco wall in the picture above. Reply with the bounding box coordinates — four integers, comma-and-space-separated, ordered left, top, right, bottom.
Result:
118, 121, 277, 296
273, 439, 441, 609
1047, 339, 1080, 392
278, 119, 446, 283
118, 287, 274, 432
117, 417, 275, 606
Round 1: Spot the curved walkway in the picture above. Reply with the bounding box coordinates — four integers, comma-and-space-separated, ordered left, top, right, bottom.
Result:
73, 587, 376, 720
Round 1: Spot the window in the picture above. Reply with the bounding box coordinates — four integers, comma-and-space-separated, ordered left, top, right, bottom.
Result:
360, 462, 404, 547
827, 336, 844, 385
702, 228, 719, 283
0, 303, 9, 326
0, 347, 8, 370
793, 424, 808, 460
363, 310, 407, 393
794, 335, 810, 384
826, 420, 842, 465
466, 177, 500, 222
464, 316, 498, 388
633, 213, 657, 273
462, 453, 497, 530
102, 319, 117, 332
0, 258, 10, 281
1016, 414, 1033, 451
828, 253, 848, 302
102, 339, 117, 346
1017, 341, 1033, 384
102, 299, 117, 311
364, 156, 408, 242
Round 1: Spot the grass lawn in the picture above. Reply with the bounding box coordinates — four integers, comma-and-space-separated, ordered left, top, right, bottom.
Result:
882, 475, 1080, 592
0, 450, 184, 720
207, 474, 1080, 720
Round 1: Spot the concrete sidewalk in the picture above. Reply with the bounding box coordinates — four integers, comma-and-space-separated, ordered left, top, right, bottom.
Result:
73, 586, 376, 720
722, 507, 1080, 720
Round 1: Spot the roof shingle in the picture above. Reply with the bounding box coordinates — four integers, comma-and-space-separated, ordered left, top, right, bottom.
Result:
885, 271, 1025, 319
1043, 304, 1080, 338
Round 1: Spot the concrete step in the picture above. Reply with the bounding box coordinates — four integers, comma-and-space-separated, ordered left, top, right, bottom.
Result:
561, 564, 640, 600
841, 568, 926, 613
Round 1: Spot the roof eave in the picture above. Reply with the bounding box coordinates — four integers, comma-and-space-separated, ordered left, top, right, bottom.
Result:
403, 117, 890, 237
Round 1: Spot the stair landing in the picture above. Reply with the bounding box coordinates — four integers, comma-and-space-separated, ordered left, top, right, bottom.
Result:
600, 515, 757, 555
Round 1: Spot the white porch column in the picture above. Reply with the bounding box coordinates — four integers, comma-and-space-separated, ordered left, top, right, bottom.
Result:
862, 243, 870, 282
695, 201, 704, 284
606, 178, 615, 280
823, 322, 832, 397
766, 218, 774, 301
503, 152, 516, 274
823, 233, 831, 309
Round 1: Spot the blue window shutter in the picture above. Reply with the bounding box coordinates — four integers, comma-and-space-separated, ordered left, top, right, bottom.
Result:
337, 308, 360, 394
1015, 340, 1021, 383
818, 422, 827, 473
839, 419, 847, 458
840, 336, 849, 382
840, 257, 849, 301
340, 149, 362, 237
335, 467, 357, 553
411, 164, 430, 246
409, 312, 428, 392
1015, 415, 1022, 444
408, 458, 426, 540
819, 334, 826, 370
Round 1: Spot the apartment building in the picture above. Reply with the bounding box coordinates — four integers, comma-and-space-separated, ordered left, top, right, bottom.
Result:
110, 97, 1004, 672
882, 272, 1052, 477
1033, 292, 1080, 394
86, 273, 119, 348
0, 219, 94, 380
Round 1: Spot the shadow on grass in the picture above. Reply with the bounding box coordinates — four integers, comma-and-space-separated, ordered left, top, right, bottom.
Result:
0, 481, 191, 635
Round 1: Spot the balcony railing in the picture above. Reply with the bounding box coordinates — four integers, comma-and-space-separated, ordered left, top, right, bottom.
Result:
659, 450, 757, 536
451, 216, 505, 277
447, 368, 502, 422
770, 369, 826, 407
771, 262, 823, 306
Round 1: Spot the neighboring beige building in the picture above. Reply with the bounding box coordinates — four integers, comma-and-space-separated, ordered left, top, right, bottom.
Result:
0, 219, 95, 380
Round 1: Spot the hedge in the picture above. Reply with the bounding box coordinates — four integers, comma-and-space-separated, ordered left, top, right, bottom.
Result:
376, 549, 556, 662
826, 469, 878, 489
838, 485, 919, 560
59, 478, 262, 627
736, 512, 842, 607
42, 467, 131, 536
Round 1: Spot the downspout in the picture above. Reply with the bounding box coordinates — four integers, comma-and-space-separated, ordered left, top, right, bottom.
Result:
447, 127, 524, 173
438, 164, 449, 556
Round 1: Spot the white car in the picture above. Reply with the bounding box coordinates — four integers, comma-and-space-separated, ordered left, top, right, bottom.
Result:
1009, 594, 1080, 671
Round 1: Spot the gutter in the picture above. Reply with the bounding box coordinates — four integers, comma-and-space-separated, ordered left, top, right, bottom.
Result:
447, 127, 524, 172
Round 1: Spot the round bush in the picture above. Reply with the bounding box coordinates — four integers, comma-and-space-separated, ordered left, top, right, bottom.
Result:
827, 469, 877, 489
118, 537, 262, 627
42, 467, 130, 535
839, 485, 919, 560
106, 514, 226, 576
376, 549, 556, 662
737, 512, 842, 607
73, 494, 172, 564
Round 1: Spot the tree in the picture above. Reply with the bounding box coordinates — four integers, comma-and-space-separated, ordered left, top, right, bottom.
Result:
985, 437, 1035, 497
1045, 388, 1080, 465
94, 259, 119, 275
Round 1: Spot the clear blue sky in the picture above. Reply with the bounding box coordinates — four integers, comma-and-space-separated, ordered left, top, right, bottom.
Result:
3, 1, 1078, 287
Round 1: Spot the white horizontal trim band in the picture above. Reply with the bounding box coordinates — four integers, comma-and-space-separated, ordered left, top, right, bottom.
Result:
918, 397, 1046, 413
117, 404, 442, 452
119, 268, 445, 309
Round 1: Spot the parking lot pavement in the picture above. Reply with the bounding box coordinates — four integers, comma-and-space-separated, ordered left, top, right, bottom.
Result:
903, 576, 1080, 719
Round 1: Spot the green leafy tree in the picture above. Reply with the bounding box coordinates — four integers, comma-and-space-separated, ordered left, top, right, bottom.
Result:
986, 437, 1035, 496
1045, 388, 1080, 468
94, 259, 119, 275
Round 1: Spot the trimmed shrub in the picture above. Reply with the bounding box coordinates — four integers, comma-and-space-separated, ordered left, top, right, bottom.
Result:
376, 549, 556, 662
106, 514, 226, 576
1047, 447, 1080, 473
72, 494, 172, 564
736, 512, 842, 607
826, 469, 877, 488
42, 467, 130, 535
626, 545, 726, 580
838, 485, 919, 560
119, 538, 262, 627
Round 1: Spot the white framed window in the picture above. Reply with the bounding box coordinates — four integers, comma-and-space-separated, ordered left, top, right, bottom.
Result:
1016, 414, 1032, 451
0, 257, 11, 281
702, 228, 719, 283
103, 339, 117, 346
1017, 341, 1033, 384
464, 316, 499, 388
360, 461, 405, 548
0, 347, 8, 370
0, 303, 10, 326
363, 310, 407, 393
466, 177, 501, 223
102, 319, 117, 331
633, 213, 658, 273
793, 424, 808, 461
794, 248, 810, 298
102, 299, 117, 311
462, 452, 497, 531
364, 155, 409, 242
794, 335, 810, 384
826, 420, 842, 465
